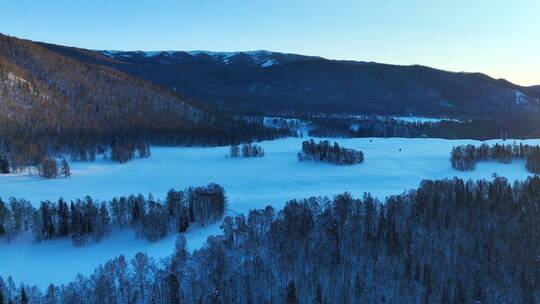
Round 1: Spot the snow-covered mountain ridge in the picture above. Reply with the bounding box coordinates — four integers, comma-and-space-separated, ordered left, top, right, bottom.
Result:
97, 49, 317, 67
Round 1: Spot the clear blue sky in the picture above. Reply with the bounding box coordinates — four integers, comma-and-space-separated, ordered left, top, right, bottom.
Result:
1, 0, 539, 85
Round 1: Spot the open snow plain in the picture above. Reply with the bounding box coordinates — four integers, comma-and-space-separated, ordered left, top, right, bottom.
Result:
1, 136, 539, 287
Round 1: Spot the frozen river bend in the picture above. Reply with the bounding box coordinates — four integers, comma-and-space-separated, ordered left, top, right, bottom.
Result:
1, 137, 538, 287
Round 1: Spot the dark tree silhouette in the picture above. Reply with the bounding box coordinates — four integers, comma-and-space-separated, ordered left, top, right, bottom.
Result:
298, 139, 364, 165
60, 158, 71, 178
39, 158, 58, 179
451, 143, 540, 173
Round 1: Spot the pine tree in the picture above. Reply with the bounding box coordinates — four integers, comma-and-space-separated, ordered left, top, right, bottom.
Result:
150, 284, 160, 304
40, 202, 55, 239
58, 199, 70, 236
0, 152, 9, 174
168, 269, 180, 304
20, 288, 28, 304
70, 202, 85, 246
39, 158, 58, 179
111, 143, 133, 164
60, 158, 71, 178
286, 281, 297, 304
174, 235, 189, 265
178, 207, 189, 233
314, 282, 323, 304
45, 284, 56, 304
0, 200, 7, 237
137, 142, 151, 159
229, 145, 240, 158
95, 202, 110, 241
354, 273, 364, 301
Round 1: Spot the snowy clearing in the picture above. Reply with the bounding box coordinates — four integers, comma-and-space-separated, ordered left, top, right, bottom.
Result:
352, 115, 466, 123
0, 137, 538, 288
390, 116, 465, 123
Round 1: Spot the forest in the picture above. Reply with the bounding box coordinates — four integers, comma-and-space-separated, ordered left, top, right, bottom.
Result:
1, 176, 538, 303
307, 115, 540, 140
0, 183, 226, 246
0, 120, 291, 174
298, 139, 364, 165
450, 142, 540, 173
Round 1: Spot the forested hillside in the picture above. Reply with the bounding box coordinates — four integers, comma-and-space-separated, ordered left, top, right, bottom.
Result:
0, 34, 289, 170
38, 42, 540, 118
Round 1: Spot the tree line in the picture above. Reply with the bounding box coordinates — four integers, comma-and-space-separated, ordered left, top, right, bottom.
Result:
450, 142, 540, 173
2, 176, 539, 303
0, 183, 226, 246
307, 115, 540, 141
298, 139, 364, 165
0, 138, 152, 177
0, 120, 291, 175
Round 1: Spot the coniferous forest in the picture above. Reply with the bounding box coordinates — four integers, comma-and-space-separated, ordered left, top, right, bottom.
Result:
1, 177, 539, 303
298, 139, 364, 165
0, 183, 226, 246
450, 142, 540, 173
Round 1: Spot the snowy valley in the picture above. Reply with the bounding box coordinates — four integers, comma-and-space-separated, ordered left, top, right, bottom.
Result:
1, 136, 538, 288
1, 18, 540, 302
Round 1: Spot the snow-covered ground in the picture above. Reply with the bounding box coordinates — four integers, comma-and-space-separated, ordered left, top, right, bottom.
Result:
390, 116, 465, 123
0, 137, 538, 288
352, 114, 466, 123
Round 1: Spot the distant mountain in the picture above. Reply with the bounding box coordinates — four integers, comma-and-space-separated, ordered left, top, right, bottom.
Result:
37, 42, 540, 119
99, 50, 318, 68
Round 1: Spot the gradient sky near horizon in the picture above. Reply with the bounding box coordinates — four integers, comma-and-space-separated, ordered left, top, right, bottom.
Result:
1, 0, 539, 85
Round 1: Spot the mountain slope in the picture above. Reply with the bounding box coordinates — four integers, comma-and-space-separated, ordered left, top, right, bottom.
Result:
38, 42, 540, 118
0, 34, 289, 168
526, 85, 540, 96
0, 34, 211, 133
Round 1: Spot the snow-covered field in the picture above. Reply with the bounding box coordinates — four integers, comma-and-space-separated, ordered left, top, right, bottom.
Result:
1, 137, 538, 287
352, 114, 466, 123
390, 116, 466, 123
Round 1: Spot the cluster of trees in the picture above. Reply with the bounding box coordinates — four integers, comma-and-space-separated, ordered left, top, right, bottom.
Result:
109, 141, 151, 164
228, 143, 265, 158
32, 198, 110, 246
298, 139, 364, 165
0, 183, 226, 246
450, 142, 540, 173
3, 176, 539, 303
264, 117, 304, 130
264, 117, 306, 136
37, 158, 71, 179
525, 146, 540, 173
